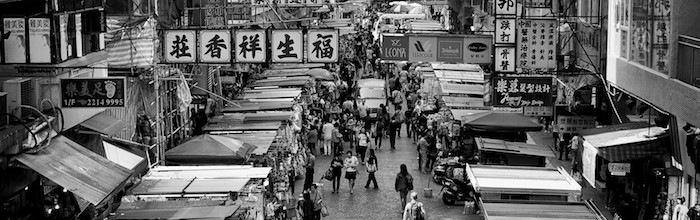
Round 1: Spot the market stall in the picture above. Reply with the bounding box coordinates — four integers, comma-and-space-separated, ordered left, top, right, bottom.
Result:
222, 101, 295, 113
125, 165, 272, 220
480, 200, 604, 220
474, 137, 555, 167
466, 164, 582, 202
164, 134, 257, 165
461, 112, 543, 133
247, 77, 312, 88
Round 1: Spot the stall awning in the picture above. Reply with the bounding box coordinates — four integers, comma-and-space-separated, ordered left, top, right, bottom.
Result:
165, 134, 257, 165
147, 166, 272, 179
225, 133, 277, 155
213, 112, 294, 122
15, 136, 131, 205
222, 101, 294, 113
580, 123, 670, 162
467, 164, 581, 195
482, 201, 600, 220
80, 112, 126, 136
476, 137, 556, 158
247, 79, 310, 88
443, 96, 485, 108
462, 112, 543, 132
203, 121, 283, 132
439, 82, 485, 96
241, 90, 302, 99
116, 203, 240, 220
132, 178, 250, 195
103, 141, 145, 170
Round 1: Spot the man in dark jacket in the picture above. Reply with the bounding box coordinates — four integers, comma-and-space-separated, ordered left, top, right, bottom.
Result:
395, 164, 413, 210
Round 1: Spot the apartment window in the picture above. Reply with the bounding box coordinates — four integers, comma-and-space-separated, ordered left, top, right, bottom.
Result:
614, 0, 670, 74
677, 36, 700, 88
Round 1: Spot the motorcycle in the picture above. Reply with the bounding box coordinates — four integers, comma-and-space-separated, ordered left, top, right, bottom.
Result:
432, 160, 466, 185
440, 177, 474, 205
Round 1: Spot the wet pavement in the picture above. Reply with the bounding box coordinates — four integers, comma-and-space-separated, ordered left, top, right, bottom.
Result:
293, 132, 469, 220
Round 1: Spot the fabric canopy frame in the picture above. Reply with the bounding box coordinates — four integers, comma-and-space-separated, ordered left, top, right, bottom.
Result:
461, 112, 543, 132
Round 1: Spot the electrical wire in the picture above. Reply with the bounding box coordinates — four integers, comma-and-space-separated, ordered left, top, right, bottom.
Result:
0, 113, 38, 153
40, 99, 64, 133
13, 105, 54, 148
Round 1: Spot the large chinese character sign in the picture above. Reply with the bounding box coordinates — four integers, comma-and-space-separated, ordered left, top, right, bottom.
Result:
492, 76, 552, 107
272, 30, 303, 62
516, 19, 557, 69
495, 0, 516, 15
495, 18, 516, 44
165, 30, 197, 63
495, 46, 516, 72
235, 30, 267, 63
61, 78, 126, 108
307, 29, 339, 63
199, 30, 231, 63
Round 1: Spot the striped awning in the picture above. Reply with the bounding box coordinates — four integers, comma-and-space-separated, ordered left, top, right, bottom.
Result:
106, 17, 156, 68
596, 139, 669, 162
581, 123, 670, 162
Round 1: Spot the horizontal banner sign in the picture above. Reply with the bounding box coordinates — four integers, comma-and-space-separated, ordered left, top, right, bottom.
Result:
61, 78, 126, 108
380, 34, 492, 64
163, 29, 338, 63
492, 76, 553, 107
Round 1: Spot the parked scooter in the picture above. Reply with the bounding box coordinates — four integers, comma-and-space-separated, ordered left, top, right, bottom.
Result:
440, 177, 474, 205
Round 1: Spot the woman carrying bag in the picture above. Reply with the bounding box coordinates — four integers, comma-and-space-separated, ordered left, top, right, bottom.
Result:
356, 127, 371, 165
365, 149, 379, 189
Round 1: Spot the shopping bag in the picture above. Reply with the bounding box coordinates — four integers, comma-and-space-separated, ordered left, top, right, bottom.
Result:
321, 204, 330, 217
323, 168, 333, 181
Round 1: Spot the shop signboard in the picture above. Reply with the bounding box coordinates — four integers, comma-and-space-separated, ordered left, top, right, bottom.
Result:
235, 29, 267, 63
408, 36, 436, 62
495, 0, 517, 16
271, 30, 303, 63
205, 0, 226, 27
524, 0, 552, 8
517, 19, 557, 69
495, 18, 516, 44
494, 46, 516, 72
28, 18, 52, 63
464, 36, 492, 64
253, 0, 334, 7
164, 30, 197, 63
3, 18, 27, 63
436, 37, 464, 63
61, 78, 126, 108
59, 14, 70, 61
381, 35, 408, 61
556, 115, 596, 133
608, 163, 631, 176
582, 141, 597, 188
492, 76, 552, 107
199, 30, 231, 63
307, 29, 339, 63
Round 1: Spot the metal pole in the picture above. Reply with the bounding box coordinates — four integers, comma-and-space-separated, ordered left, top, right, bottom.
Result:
155, 66, 162, 166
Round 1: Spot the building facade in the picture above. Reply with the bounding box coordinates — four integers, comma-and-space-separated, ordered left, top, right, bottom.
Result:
606, 0, 700, 210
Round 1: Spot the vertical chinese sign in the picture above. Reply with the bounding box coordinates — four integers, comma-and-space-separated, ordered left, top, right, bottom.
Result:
3, 18, 27, 63
164, 30, 197, 63
307, 29, 339, 63
492, 76, 552, 107
235, 30, 267, 63
28, 18, 51, 63
199, 30, 231, 63
272, 30, 304, 63
494, 0, 516, 73
516, 19, 557, 69
61, 78, 126, 108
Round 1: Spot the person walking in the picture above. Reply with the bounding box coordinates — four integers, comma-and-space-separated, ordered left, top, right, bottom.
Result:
298, 191, 314, 220
374, 119, 385, 149
558, 133, 571, 160
426, 133, 438, 173
344, 151, 359, 194
674, 197, 690, 220
395, 164, 414, 210
304, 150, 316, 190
309, 184, 324, 220
365, 149, 379, 189
570, 133, 582, 165
332, 123, 343, 156
330, 153, 343, 193
322, 120, 334, 156
356, 127, 371, 165
389, 106, 404, 149
417, 133, 429, 173
308, 125, 319, 156
403, 191, 426, 220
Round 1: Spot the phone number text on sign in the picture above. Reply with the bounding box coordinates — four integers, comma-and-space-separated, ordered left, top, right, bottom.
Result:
61, 78, 126, 108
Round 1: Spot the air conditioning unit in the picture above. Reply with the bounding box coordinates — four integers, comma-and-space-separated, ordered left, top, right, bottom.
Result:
4, 78, 36, 120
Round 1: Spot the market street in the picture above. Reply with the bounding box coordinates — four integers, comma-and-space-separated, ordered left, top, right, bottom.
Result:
294, 134, 469, 220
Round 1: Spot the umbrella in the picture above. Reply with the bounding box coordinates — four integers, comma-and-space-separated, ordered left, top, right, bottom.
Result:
165, 134, 257, 165
307, 68, 335, 80
461, 112, 543, 132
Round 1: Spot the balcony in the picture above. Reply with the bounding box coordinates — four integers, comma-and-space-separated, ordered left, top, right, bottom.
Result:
677, 35, 700, 88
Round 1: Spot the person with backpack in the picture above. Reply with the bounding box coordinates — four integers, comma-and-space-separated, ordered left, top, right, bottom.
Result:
365, 149, 379, 189
395, 164, 414, 210
403, 191, 426, 220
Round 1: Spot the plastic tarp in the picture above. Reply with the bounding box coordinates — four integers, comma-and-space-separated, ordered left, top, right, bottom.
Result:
461, 112, 543, 132
165, 134, 257, 165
